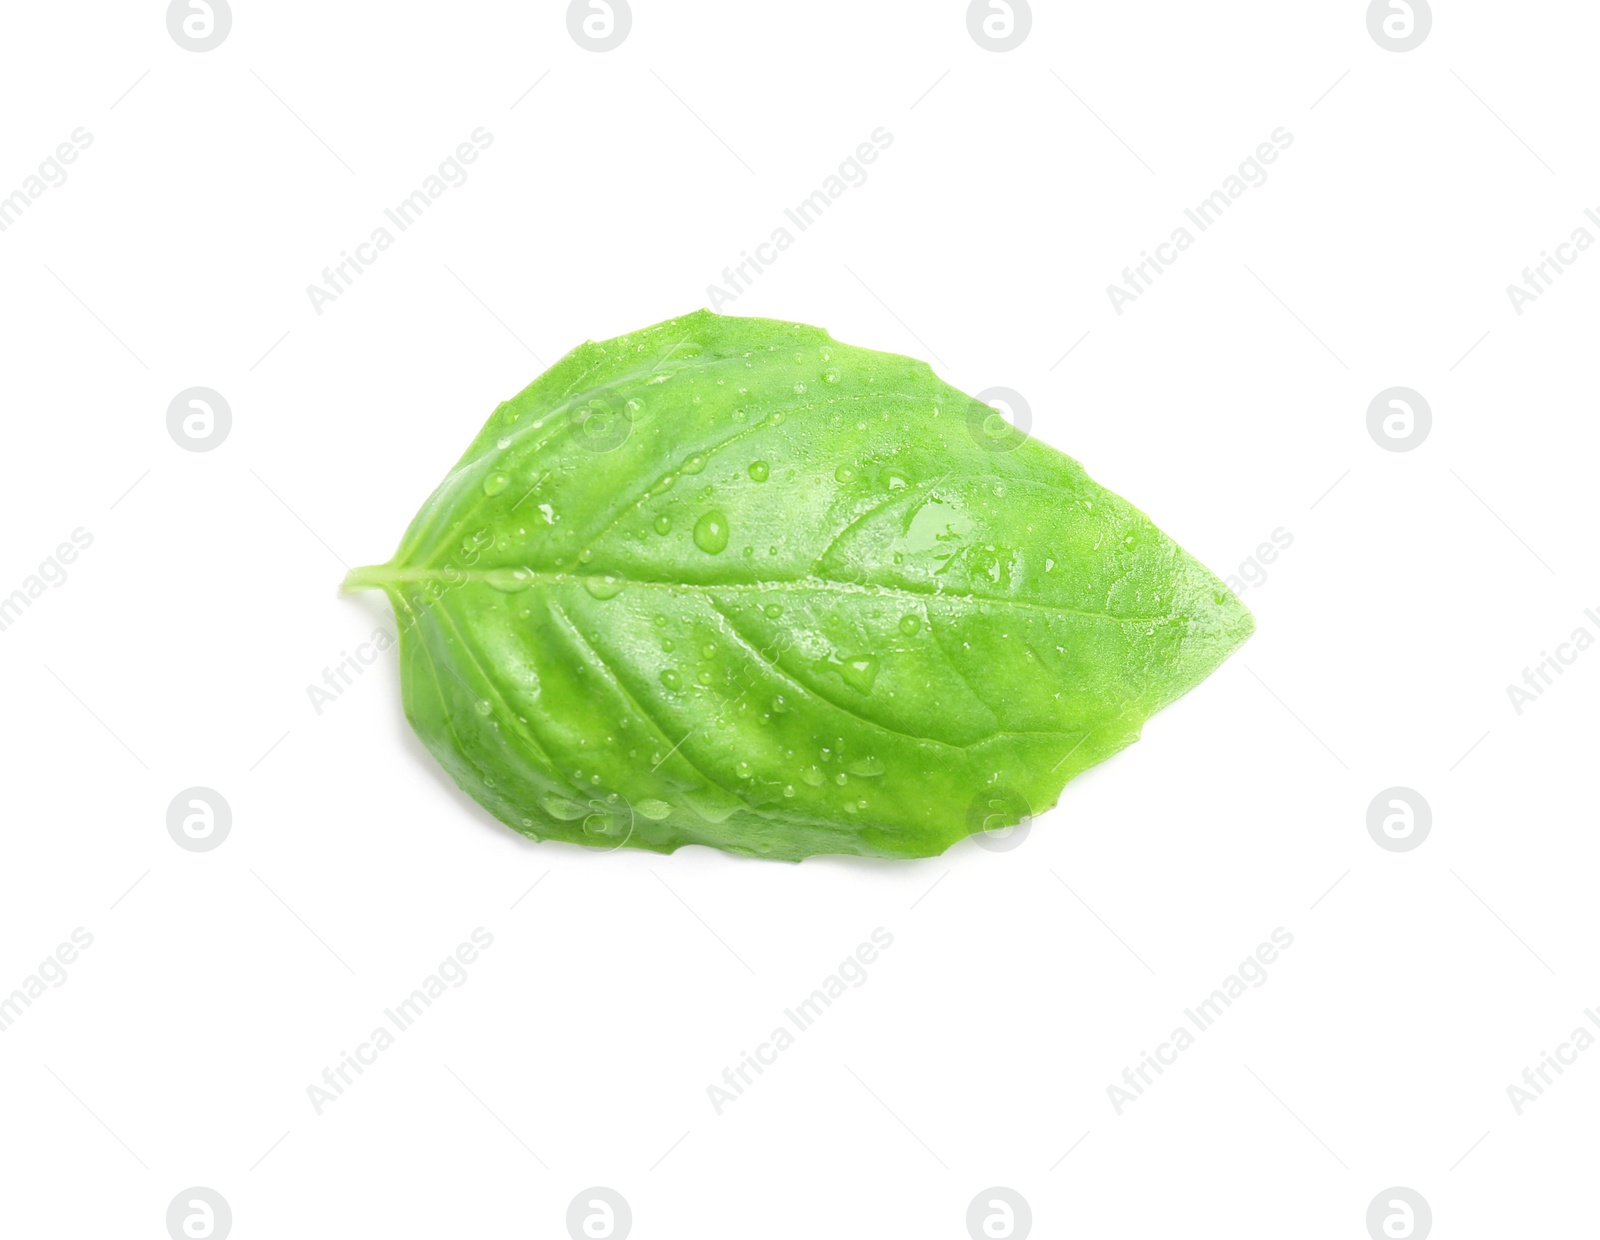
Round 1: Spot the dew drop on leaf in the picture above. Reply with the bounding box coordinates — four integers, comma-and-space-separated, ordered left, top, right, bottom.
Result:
583, 574, 625, 600
764, 603, 783, 619
637, 798, 671, 820
483, 472, 510, 495
653, 514, 672, 535
899, 615, 920, 635
486, 567, 534, 593
837, 654, 880, 693
748, 460, 770, 482
660, 669, 681, 689
693, 511, 730, 554
475, 700, 493, 716
835, 465, 856, 484
823, 368, 840, 383
541, 793, 586, 821
682, 454, 707, 475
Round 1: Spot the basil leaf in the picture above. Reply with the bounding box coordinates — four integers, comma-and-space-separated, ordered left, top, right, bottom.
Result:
345, 311, 1252, 860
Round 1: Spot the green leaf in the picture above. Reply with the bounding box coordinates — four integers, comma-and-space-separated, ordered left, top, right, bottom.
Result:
345, 310, 1252, 861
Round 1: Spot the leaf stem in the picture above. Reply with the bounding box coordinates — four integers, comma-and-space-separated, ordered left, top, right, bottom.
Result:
342, 564, 396, 593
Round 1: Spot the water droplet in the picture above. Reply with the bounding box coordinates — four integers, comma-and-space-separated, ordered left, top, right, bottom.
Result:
651, 473, 678, 496
822, 367, 840, 383
661, 638, 675, 652
834, 772, 848, 786
475, 700, 493, 716
793, 382, 807, 395
496, 436, 512, 449
583, 574, 625, 600
653, 514, 672, 535
682, 454, 707, 475
626, 398, 643, 415
486, 567, 534, 593
748, 460, 770, 482
801, 765, 825, 787
783, 784, 796, 798
837, 654, 880, 693
835, 465, 856, 484
637, 798, 671, 821
899, 614, 920, 635
764, 603, 783, 619
735, 761, 752, 779
660, 670, 681, 690
483, 472, 510, 495
697, 669, 713, 686
541, 793, 586, 821
847, 755, 885, 777
769, 411, 785, 426
771, 693, 790, 713
693, 511, 730, 554
577, 548, 594, 563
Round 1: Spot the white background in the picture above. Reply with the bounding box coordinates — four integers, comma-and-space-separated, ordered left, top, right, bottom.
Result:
1, 1, 1595, 1236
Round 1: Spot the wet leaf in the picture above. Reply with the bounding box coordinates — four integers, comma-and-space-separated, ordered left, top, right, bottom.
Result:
344, 310, 1252, 860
